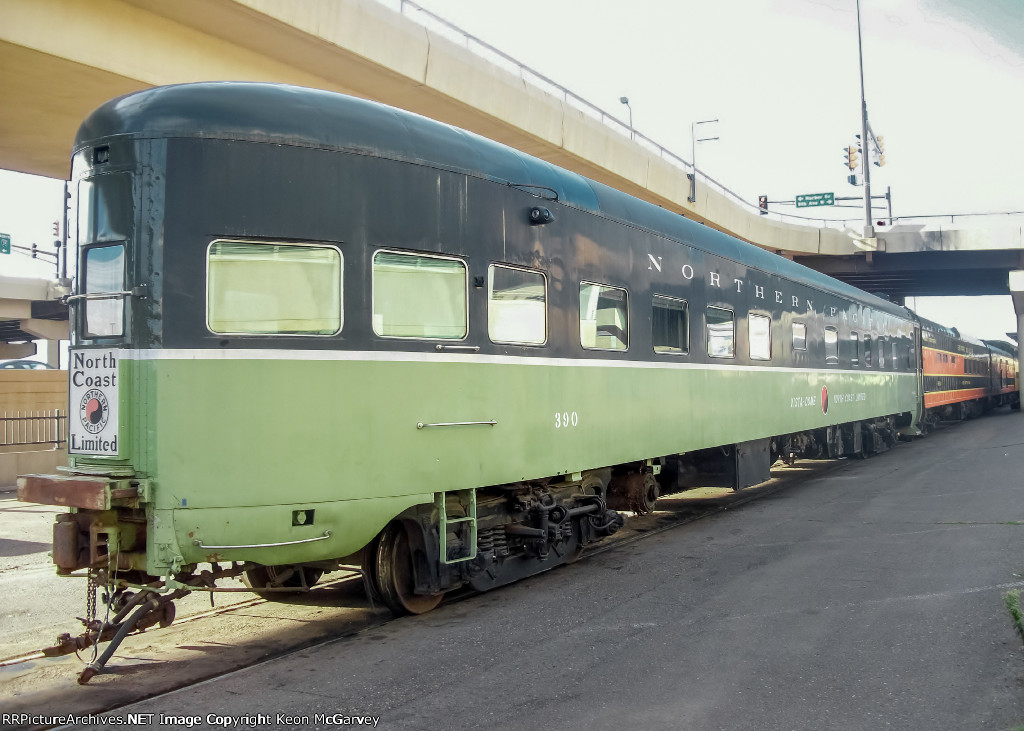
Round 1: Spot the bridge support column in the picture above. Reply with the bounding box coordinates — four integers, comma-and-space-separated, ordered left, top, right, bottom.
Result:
1009, 272, 1024, 395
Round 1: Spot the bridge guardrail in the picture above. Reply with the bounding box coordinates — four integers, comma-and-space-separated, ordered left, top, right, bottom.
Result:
388, 0, 862, 230
386, 0, 1024, 234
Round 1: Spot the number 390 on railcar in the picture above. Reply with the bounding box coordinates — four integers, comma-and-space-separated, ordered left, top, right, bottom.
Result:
19, 83, 929, 675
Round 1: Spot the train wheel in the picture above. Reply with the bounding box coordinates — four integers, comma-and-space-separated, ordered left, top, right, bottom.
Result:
372, 523, 443, 615
242, 564, 324, 599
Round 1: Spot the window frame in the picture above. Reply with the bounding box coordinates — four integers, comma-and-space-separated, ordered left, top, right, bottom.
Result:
748, 312, 772, 361
652, 294, 689, 356
206, 238, 344, 337
824, 326, 839, 365
792, 321, 807, 351
850, 330, 860, 366
705, 305, 736, 359
487, 263, 548, 346
371, 248, 469, 342
579, 280, 630, 352
82, 242, 127, 339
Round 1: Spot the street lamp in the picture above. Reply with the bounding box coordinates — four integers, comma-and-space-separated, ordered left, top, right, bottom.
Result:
688, 118, 719, 202
856, 0, 874, 239
619, 96, 633, 140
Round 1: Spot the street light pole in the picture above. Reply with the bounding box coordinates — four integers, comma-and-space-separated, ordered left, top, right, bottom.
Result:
619, 97, 633, 140
856, 0, 874, 239
689, 118, 719, 202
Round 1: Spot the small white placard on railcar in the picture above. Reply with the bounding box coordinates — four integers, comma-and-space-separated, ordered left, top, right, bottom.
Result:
69, 348, 120, 455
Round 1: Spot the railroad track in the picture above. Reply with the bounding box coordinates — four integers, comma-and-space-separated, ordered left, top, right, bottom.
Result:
1, 455, 850, 682
5, 442, 933, 731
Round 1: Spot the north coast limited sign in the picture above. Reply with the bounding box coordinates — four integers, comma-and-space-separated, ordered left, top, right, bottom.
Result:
69, 348, 119, 455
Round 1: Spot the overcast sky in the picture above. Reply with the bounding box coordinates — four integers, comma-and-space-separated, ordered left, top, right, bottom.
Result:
397, 0, 1024, 341
404, 0, 1024, 217
3, 0, 1023, 340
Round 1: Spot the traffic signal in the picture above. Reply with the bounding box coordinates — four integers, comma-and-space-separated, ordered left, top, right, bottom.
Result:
52, 221, 59, 238
845, 145, 860, 171
758, 195, 768, 214
874, 136, 886, 167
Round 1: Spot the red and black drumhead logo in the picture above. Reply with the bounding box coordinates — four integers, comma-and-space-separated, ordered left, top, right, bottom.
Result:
79, 388, 109, 434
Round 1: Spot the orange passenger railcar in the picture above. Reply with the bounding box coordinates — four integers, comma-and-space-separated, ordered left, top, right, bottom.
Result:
920, 317, 1019, 419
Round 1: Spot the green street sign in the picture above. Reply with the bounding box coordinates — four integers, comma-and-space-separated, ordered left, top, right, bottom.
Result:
795, 192, 835, 208
0, 233, 9, 255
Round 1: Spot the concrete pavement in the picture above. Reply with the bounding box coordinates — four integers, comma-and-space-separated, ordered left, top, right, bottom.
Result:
45, 408, 1024, 730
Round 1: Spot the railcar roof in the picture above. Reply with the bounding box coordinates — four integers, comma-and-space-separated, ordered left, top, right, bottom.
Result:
917, 316, 959, 339
78, 82, 909, 318
984, 340, 1018, 358
917, 315, 993, 348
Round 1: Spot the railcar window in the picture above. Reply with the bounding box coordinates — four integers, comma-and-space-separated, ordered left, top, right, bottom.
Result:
372, 251, 467, 339
792, 322, 807, 351
652, 295, 688, 354
850, 331, 859, 365
706, 306, 735, 358
580, 282, 628, 350
864, 335, 873, 367
892, 342, 898, 369
878, 337, 885, 368
83, 244, 125, 338
824, 327, 839, 364
208, 241, 342, 335
749, 313, 772, 360
488, 265, 546, 345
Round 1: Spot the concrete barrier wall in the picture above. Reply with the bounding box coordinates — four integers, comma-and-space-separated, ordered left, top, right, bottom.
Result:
0, 370, 68, 488
0, 370, 67, 411
1, 448, 66, 489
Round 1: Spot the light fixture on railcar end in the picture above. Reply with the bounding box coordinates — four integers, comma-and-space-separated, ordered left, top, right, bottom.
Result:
529, 206, 555, 225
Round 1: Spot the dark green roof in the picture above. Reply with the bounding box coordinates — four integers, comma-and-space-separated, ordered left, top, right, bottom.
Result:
78, 82, 908, 318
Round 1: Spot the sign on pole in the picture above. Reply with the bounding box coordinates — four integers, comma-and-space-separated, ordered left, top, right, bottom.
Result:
795, 192, 835, 208
0, 233, 10, 255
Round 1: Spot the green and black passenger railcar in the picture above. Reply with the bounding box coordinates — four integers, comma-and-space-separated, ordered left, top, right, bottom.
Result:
21, 84, 930, 671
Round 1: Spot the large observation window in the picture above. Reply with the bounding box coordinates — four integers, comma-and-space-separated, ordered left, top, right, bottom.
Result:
580, 282, 628, 351
706, 306, 735, 358
653, 295, 688, 354
83, 244, 125, 338
488, 264, 546, 345
372, 250, 467, 339
207, 240, 342, 335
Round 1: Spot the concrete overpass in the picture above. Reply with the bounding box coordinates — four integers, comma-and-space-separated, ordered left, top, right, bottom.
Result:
795, 220, 1024, 301
0, 275, 69, 362
1, 0, 1022, 302
0, 0, 880, 259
